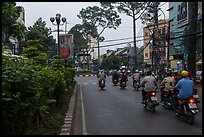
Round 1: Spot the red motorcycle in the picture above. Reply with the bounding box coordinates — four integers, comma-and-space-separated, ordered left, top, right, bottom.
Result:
99, 79, 105, 90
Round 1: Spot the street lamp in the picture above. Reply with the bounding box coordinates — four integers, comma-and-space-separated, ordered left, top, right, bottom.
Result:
50, 13, 66, 56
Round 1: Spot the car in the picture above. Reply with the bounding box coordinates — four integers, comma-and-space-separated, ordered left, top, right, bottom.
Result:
196, 71, 202, 83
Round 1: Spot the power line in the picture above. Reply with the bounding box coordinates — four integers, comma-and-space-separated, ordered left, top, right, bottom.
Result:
159, 2, 167, 8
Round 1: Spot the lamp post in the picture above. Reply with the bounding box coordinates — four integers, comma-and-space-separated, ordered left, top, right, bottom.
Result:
50, 13, 66, 56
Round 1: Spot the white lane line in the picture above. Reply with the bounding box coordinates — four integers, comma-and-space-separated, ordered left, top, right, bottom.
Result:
80, 85, 88, 135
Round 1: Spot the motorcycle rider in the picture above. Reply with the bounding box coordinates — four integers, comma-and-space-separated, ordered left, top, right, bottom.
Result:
172, 70, 194, 114
132, 69, 141, 88
119, 70, 128, 85
160, 71, 176, 102
97, 70, 106, 86
112, 70, 119, 83
140, 70, 158, 104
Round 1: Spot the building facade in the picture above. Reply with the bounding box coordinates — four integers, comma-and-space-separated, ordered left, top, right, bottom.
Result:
143, 19, 169, 74
168, 2, 202, 71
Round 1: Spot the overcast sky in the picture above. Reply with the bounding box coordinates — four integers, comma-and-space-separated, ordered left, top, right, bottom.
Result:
16, 2, 169, 56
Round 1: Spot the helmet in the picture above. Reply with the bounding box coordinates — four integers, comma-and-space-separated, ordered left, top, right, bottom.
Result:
181, 70, 188, 77
135, 69, 139, 73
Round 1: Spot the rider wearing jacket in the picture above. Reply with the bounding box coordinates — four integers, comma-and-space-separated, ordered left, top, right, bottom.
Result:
160, 71, 176, 102
97, 70, 106, 86
119, 71, 128, 84
172, 70, 194, 113
112, 70, 119, 82
140, 70, 158, 103
132, 69, 140, 87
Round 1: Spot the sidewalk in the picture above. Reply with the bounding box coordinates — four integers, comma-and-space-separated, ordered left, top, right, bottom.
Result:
195, 83, 202, 102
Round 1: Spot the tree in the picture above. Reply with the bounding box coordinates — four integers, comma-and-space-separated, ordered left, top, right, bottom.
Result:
22, 40, 48, 66
77, 6, 122, 65
68, 23, 97, 53
100, 2, 150, 70
100, 54, 120, 70
2, 2, 26, 47
25, 18, 56, 55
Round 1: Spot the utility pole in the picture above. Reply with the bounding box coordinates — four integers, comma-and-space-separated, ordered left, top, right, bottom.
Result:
167, 20, 170, 69
133, 9, 137, 71
152, 2, 159, 73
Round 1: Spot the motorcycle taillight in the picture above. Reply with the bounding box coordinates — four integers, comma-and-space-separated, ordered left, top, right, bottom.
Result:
151, 91, 156, 96
101, 80, 104, 84
188, 98, 195, 103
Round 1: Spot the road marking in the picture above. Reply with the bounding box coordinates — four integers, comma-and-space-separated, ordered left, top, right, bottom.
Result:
80, 85, 88, 135
84, 82, 88, 85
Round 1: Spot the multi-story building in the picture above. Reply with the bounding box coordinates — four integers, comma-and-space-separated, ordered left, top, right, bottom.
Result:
9, 6, 25, 55
143, 19, 169, 73
167, 2, 202, 71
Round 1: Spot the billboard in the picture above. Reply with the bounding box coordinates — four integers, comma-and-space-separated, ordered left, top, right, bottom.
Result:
59, 34, 74, 60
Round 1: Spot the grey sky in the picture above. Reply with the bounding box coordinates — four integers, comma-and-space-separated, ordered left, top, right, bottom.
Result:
16, 2, 169, 56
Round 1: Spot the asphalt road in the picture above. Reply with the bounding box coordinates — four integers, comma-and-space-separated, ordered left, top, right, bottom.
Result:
73, 76, 202, 135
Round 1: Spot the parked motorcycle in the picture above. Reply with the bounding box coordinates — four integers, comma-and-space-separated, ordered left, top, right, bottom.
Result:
143, 90, 160, 113
193, 88, 200, 103
175, 96, 199, 124
133, 80, 140, 91
99, 79, 105, 90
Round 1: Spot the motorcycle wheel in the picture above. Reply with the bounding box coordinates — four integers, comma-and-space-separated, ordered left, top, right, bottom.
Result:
186, 112, 194, 124
151, 107, 155, 113
100, 86, 104, 90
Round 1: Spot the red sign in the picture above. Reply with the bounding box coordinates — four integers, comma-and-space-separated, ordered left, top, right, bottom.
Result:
59, 34, 73, 60
60, 47, 71, 59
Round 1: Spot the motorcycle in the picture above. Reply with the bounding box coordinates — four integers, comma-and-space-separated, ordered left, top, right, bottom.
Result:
193, 88, 200, 103
175, 96, 199, 124
99, 79, 105, 90
120, 81, 127, 90
112, 78, 118, 86
133, 80, 140, 91
143, 90, 160, 113
162, 89, 175, 110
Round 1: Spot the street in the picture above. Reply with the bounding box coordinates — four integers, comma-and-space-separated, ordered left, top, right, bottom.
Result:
73, 75, 202, 135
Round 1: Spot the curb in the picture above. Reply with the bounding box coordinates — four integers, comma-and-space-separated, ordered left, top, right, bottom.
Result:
76, 74, 96, 77
59, 83, 79, 135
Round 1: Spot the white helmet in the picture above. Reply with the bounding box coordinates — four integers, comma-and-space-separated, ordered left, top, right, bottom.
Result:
135, 69, 139, 73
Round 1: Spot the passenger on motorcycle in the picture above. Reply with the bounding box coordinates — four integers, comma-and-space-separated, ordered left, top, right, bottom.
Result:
132, 69, 140, 88
140, 70, 158, 104
172, 70, 194, 113
97, 70, 106, 86
160, 71, 176, 102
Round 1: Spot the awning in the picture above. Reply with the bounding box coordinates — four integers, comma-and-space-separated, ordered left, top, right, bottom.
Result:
196, 60, 202, 65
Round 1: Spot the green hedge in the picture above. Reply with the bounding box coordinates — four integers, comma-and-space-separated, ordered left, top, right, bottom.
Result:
2, 54, 76, 135
75, 70, 93, 75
